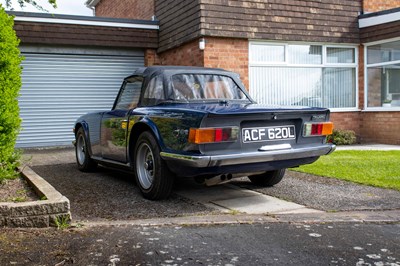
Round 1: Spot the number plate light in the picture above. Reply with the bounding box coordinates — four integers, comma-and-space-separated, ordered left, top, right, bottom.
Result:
303, 122, 333, 137
189, 127, 239, 144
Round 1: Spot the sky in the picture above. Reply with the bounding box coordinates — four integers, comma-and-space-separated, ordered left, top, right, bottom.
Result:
1, 0, 93, 16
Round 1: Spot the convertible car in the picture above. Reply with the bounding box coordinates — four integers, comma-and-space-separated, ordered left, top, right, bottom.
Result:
74, 66, 335, 200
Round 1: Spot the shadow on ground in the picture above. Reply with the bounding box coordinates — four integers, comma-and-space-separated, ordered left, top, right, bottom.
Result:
32, 164, 217, 222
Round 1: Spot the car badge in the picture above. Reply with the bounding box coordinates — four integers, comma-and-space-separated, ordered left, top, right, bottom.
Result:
312, 115, 326, 121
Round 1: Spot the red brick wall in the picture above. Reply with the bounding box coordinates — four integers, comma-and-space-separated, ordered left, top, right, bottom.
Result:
330, 112, 361, 139
360, 112, 400, 144
159, 37, 249, 88
158, 37, 249, 89
158, 39, 204, 67
203, 38, 249, 90
95, 0, 154, 20
144, 49, 160, 66
364, 0, 400, 12
330, 111, 400, 145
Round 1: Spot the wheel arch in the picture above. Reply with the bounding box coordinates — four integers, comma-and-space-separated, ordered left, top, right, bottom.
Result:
74, 121, 89, 136
128, 120, 165, 165
74, 121, 94, 157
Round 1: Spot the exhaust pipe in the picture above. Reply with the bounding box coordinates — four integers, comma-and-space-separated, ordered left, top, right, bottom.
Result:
205, 174, 232, 186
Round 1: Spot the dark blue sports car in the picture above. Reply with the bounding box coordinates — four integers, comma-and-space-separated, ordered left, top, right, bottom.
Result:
74, 66, 335, 200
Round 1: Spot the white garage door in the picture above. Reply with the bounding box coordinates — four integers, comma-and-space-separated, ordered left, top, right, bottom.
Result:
17, 49, 144, 148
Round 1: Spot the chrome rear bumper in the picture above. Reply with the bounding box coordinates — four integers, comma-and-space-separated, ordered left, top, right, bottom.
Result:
160, 144, 336, 168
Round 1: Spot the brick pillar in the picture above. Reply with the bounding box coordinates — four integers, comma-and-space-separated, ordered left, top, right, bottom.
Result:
158, 39, 204, 67
144, 49, 160, 66
203, 37, 249, 90
358, 45, 365, 110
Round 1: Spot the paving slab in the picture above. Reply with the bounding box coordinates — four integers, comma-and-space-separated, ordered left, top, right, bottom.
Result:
176, 183, 321, 214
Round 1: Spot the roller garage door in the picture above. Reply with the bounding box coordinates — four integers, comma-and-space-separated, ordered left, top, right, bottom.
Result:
17, 48, 144, 148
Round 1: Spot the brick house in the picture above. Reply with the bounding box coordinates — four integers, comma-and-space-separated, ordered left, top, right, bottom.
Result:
85, 0, 400, 144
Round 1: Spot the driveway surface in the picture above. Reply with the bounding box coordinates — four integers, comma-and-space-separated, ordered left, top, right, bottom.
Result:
1, 223, 399, 265
31, 162, 400, 222
232, 171, 400, 211
9, 147, 399, 266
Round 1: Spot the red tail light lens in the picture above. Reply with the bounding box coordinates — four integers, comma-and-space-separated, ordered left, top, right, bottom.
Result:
189, 127, 239, 144
303, 122, 333, 137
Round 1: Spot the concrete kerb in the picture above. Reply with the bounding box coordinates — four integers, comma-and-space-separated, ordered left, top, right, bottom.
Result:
79, 210, 400, 228
0, 166, 71, 228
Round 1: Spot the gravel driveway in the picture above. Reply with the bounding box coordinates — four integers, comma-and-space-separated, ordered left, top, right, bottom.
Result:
32, 163, 217, 222
28, 147, 400, 221
232, 171, 400, 212
32, 163, 400, 222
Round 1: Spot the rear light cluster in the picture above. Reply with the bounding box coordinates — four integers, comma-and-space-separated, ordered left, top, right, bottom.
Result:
189, 127, 239, 144
303, 122, 333, 137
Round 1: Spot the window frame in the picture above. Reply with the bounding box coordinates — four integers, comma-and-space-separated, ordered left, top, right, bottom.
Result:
249, 41, 359, 112
364, 37, 400, 112
113, 75, 143, 110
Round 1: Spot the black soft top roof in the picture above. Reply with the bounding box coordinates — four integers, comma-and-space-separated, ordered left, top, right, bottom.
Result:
123, 65, 250, 106
128, 66, 236, 79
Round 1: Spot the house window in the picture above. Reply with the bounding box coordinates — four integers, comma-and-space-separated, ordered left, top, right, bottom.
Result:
366, 39, 400, 109
249, 43, 358, 110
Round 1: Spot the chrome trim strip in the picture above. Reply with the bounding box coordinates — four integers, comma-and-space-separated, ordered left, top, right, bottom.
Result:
160, 144, 336, 168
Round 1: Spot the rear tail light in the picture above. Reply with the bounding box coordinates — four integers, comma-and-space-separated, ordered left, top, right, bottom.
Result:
303, 122, 333, 137
189, 127, 239, 144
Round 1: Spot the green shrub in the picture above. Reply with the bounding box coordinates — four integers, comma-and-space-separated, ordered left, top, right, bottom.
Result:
327, 129, 357, 145
0, 6, 23, 182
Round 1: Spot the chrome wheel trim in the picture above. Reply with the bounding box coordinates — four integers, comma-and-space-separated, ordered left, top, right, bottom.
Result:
76, 134, 86, 165
136, 142, 155, 190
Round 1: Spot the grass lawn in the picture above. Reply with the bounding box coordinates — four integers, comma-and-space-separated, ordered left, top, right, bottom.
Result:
292, 150, 400, 191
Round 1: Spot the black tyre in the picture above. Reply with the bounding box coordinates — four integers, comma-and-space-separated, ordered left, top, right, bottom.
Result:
134, 131, 174, 200
75, 127, 97, 172
248, 169, 286, 187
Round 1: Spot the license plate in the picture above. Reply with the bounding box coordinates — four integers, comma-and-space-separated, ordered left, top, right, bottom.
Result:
242, 125, 296, 143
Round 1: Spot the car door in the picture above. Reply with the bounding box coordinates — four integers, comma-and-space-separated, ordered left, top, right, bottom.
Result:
101, 76, 143, 162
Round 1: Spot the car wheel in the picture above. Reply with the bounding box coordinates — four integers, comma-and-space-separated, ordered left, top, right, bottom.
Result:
134, 131, 174, 200
75, 127, 97, 172
248, 169, 286, 187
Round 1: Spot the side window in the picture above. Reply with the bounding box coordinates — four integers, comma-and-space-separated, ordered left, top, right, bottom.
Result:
114, 77, 143, 110
141, 76, 165, 106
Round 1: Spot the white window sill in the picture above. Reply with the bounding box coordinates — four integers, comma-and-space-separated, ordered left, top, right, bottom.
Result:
363, 107, 400, 112
329, 108, 360, 113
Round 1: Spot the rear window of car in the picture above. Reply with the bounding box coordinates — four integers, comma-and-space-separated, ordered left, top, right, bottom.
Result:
170, 74, 248, 102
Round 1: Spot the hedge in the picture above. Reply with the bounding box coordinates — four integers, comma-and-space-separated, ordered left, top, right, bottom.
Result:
0, 6, 23, 181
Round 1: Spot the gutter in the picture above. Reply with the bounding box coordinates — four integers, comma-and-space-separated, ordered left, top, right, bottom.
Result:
9, 11, 159, 30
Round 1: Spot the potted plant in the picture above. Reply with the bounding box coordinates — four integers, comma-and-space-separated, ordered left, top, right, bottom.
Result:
382, 99, 392, 107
